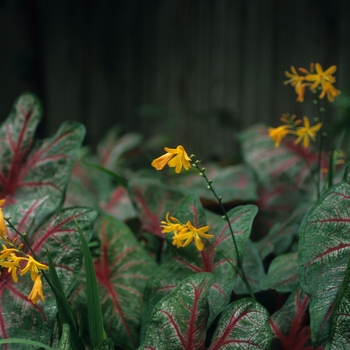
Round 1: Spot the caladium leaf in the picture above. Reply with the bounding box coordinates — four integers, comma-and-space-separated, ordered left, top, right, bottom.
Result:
139, 273, 213, 350
97, 128, 142, 171
128, 178, 184, 238
298, 164, 350, 343
269, 289, 322, 349
233, 239, 266, 294
141, 194, 257, 338
208, 298, 271, 349
237, 124, 326, 189
326, 255, 350, 349
70, 215, 157, 350
174, 164, 258, 204
0, 93, 42, 184
0, 200, 97, 349
65, 159, 136, 221
260, 252, 299, 293
0, 95, 85, 218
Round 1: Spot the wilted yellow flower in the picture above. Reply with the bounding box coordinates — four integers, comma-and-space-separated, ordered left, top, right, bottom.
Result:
177, 221, 214, 251
305, 63, 341, 102
0, 199, 8, 238
28, 274, 44, 304
152, 146, 191, 174
268, 124, 294, 147
284, 66, 310, 102
295, 117, 323, 148
21, 255, 49, 281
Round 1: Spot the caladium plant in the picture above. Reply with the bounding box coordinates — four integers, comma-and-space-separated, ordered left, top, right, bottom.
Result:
1, 62, 349, 350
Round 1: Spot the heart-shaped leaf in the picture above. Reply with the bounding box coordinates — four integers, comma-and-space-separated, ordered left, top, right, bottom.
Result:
141, 194, 257, 338
128, 178, 184, 238
174, 164, 258, 204
70, 215, 157, 350
208, 298, 271, 349
260, 252, 299, 293
233, 239, 266, 294
326, 255, 350, 349
298, 164, 350, 343
139, 273, 213, 350
0, 94, 85, 218
0, 201, 97, 348
269, 289, 321, 349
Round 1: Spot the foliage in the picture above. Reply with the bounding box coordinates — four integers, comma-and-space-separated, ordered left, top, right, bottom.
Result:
0, 62, 348, 350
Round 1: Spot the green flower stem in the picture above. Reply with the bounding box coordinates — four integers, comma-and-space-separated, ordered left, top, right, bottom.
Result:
192, 161, 255, 300
206, 239, 255, 299
4, 218, 52, 290
315, 97, 325, 200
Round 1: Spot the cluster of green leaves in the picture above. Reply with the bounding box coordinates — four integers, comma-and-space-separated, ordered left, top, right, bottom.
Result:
1, 93, 350, 349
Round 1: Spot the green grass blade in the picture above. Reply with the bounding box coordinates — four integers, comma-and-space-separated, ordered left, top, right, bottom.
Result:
76, 220, 106, 348
82, 160, 128, 187
45, 248, 85, 350
0, 339, 53, 349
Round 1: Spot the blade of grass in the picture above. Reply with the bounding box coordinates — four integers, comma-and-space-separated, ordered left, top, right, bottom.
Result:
82, 160, 128, 187
76, 220, 106, 348
45, 248, 85, 350
0, 339, 53, 349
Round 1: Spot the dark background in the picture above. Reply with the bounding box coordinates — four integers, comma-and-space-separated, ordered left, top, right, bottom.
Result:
1, 0, 349, 158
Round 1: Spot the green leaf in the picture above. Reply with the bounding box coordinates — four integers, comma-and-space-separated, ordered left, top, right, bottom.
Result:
260, 252, 299, 293
174, 164, 258, 203
94, 337, 115, 350
128, 178, 184, 238
0, 339, 53, 350
139, 273, 213, 350
57, 324, 72, 350
0, 203, 97, 348
208, 298, 271, 349
46, 249, 85, 350
326, 254, 350, 349
233, 239, 266, 294
77, 220, 106, 348
141, 195, 258, 339
82, 160, 128, 188
298, 163, 350, 343
71, 215, 157, 350
269, 289, 314, 349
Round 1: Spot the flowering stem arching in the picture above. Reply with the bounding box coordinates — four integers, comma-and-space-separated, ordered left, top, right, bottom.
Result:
314, 95, 325, 200
192, 160, 255, 300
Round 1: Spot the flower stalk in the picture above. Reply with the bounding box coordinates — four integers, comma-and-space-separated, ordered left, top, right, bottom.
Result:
192, 159, 255, 300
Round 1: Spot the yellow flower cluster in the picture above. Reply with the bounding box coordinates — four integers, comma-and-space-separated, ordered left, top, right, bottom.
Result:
151, 145, 191, 174
269, 114, 322, 148
284, 63, 341, 102
161, 212, 214, 251
0, 200, 48, 304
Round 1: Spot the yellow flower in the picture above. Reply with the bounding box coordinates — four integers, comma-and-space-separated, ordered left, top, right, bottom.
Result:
0, 199, 8, 238
161, 213, 188, 248
151, 146, 191, 174
20, 255, 48, 281
0, 254, 28, 283
177, 221, 214, 251
284, 66, 310, 102
319, 81, 341, 102
28, 274, 44, 304
268, 124, 294, 147
295, 117, 323, 148
305, 63, 340, 102
0, 244, 18, 260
